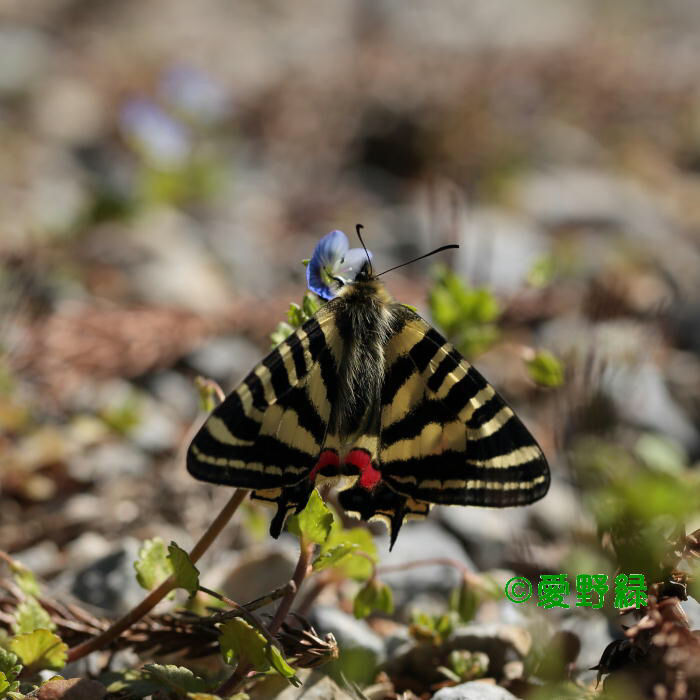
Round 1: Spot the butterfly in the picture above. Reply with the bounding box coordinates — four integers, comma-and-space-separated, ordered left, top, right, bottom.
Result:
187, 230, 550, 548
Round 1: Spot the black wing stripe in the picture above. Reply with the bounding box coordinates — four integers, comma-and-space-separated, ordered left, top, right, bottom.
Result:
306, 318, 326, 361
384, 451, 545, 483
318, 345, 339, 409
415, 481, 549, 507
381, 399, 444, 444
277, 386, 327, 445
443, 368, 487, 414
215, 391, 261, 442
468, 416, 533, 459
426, 349, 461, 393
285, 332, 307, 380
381, 355, 415, 405
262, 349, 292, 399
409, 328, 444, 371
381, 368, 488, 444
191, 430, 316, 477
467, 393, 507, 429
244, 371, 267, 409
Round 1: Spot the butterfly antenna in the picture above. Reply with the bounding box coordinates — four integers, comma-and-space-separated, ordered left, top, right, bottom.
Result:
377, 244, 459, 276
355, 223, 372, 272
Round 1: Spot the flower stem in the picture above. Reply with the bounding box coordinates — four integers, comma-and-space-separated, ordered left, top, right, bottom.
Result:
215, 536, 314, 697
67, 488, 248, 663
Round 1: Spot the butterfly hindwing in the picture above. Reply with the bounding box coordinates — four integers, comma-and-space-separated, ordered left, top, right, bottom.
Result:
187, 308, 339, 494
378, 312, 550, 507
337, 481, 430, 549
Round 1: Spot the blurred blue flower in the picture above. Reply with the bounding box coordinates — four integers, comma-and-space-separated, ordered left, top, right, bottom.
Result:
307, 230, 371, 300
119, 98, 190, 168
160, 65, 228, 124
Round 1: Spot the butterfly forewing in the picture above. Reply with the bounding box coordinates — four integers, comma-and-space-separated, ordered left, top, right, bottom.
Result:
378, 314, 550, 506
187, 309, 339, 491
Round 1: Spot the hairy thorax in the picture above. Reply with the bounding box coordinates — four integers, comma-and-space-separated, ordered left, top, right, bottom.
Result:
330, 279, 396, 441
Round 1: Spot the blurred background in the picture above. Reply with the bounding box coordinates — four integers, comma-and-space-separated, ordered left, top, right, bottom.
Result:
2, 1, 700, 697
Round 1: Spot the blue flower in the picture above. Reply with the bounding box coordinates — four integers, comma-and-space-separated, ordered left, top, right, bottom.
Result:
120, 98, 190, 168
306, 230, 371, 300
160, 65, 229, 124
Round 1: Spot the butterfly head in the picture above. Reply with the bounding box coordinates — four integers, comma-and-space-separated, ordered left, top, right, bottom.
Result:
307, 230, 373, 300
354, 259, 375, 283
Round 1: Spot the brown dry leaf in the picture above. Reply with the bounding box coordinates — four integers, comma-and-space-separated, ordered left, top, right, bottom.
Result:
36, 678, 106, 700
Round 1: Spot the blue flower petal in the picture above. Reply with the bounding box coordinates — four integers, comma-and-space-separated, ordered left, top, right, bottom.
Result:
307, 230, 349, 300
337, 248, 372, 280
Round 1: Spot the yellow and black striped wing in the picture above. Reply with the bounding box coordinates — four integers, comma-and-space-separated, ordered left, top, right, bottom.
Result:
378, 315, 550, 506
187, 308, 339, 494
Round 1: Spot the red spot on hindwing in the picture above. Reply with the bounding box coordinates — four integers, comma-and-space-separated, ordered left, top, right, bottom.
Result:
310, 449, 340, 481
345, 449, 382, 490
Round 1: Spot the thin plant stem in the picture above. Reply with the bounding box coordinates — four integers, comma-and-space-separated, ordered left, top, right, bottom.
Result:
199, 586, 279, 648
378, 557, 483, 587
378, 556, 470, 575
216, 537, 314, 697
295, 571, 334, 617
236, 582, 294, 614
215, 652, 252, 698
67, 488, 248, 663
269, 538, 313, 635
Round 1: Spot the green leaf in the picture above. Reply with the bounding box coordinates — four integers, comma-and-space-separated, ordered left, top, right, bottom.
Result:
378, 582, 394, 614
0, 674, 9, 697
312, 543, 359, 572
12, 597, 55, 635
218, 619, 300, 686
11, 565, 40, 598
102, 669, 161, 698
0, 649, 21, 696
271, 292, 320, 347
270, 321, 295, 347
352, 579, 393, 619
301, 293, 321, 318
9, 629, 67, 673
411, 610, 434, 629
287, 303, 304, 328
195, 378, 223, 412
134, 538, 171, 591
320, 519, 377, 581
267, 645, 302, 687
428, 268, 500, 357
219, 618, 269, 670
434, 612, 455, 638
100, 392, 142, 435
168, 542, 200, 596
527, 255, 557, 288
286, 489, 333, 545
352, 586, 372, 619
447, 649, 489, 681
436, 665, 462, 683
449, 581, 480, 623
526, 350, 564, 388
142, 664, 209, 694
634, 433, 686, 475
